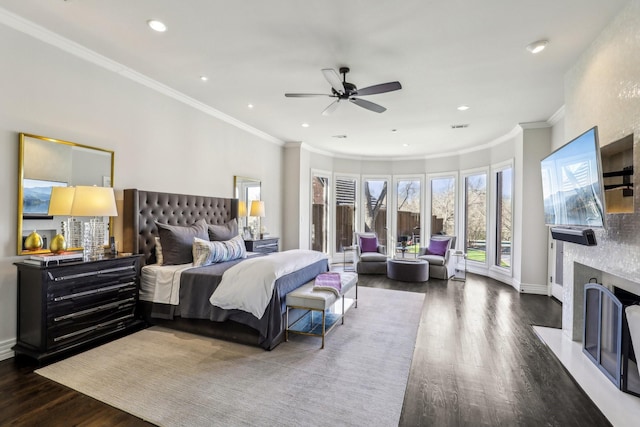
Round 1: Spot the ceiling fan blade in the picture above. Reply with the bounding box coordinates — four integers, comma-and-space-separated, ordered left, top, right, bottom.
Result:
321, 68, 345, 95
322, 99, 341, 116
285, 93, 333, 98
350, 97, 386, 113
356, 81, 402, 96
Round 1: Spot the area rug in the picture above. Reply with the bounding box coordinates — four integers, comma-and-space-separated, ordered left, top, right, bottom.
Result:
36, 286, 424, 427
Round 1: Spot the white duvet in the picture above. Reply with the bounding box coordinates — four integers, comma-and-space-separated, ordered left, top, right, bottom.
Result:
209, 249, 327, 319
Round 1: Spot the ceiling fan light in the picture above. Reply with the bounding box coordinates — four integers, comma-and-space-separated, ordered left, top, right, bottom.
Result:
526, 40, 548, 54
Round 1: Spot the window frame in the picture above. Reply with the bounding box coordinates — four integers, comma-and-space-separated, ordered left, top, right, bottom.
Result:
490, 160, 514, 274
333, 172, 359, 256
427, 172, 458, 240
309, 169, 332, 255
460, 167, 490, 268
391, 174, 424, 256
361, 174, 392, 249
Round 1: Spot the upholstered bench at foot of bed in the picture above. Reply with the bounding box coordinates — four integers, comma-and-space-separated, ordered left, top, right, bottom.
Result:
285, 272, 358, 349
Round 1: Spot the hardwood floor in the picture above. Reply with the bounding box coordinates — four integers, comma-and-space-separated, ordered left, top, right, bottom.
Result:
0, 274, 610, 426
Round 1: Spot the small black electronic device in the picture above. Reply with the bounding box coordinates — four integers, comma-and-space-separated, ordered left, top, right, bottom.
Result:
550, 227, 597, 246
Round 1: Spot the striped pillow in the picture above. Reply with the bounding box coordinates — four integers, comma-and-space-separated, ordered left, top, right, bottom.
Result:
192, 235, 247, 267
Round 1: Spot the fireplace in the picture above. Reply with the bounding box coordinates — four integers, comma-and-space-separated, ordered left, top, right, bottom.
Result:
583, 282, 640, 397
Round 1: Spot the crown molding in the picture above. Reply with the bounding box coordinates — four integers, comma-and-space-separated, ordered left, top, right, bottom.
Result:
0, 7, 283, 147
547, 105, 566, 126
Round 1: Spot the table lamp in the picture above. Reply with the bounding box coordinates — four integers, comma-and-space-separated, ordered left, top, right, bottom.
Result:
238, 200, 247, 232
70, 186, 118, 260
47, 186, 76, 253
250, 200, 265, 239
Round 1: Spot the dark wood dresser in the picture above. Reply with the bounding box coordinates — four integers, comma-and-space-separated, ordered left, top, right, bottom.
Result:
13, 254, 144, 362
244, 237, 279, 254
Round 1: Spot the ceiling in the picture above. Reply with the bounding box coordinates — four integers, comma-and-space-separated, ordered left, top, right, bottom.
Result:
1, 0, 629, 158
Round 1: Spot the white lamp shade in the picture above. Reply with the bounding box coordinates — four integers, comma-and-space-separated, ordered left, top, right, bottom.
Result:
238, 201, 247, 217
70, 186, 118, 217
250, 200, 265, 217
48, 187, 76, 216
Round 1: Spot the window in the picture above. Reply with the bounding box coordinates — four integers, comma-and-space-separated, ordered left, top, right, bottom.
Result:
311, 174, 330, 253
495, 167, 513, 268
430, 177, 455, 235
363, 178, 388, 247
396, 179, 421, 255
465, 173, 487, 263
335, 176, 357, 252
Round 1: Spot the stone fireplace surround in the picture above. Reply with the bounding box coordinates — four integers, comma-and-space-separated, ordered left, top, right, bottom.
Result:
566, 263, 640, 342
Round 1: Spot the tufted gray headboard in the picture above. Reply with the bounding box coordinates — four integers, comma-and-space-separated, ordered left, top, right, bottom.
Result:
123, 189, 238, 265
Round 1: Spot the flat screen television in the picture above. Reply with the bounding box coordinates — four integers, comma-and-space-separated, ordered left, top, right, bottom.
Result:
540, 126, 606, 231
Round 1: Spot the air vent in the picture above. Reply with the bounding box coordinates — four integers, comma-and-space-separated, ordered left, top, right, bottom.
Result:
451, 124, 469, 129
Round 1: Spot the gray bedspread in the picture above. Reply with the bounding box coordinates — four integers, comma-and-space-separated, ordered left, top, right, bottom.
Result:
149, 257, 329, 349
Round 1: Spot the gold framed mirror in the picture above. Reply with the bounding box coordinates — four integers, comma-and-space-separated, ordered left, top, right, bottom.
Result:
18, 133, 114, 255
234, 176, 261, 238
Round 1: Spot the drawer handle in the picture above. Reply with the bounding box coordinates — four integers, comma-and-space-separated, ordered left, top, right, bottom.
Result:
51, 265, 136, 282
53, 297, 135, 322
53, 281, 135, 302
53, 314, 134, 342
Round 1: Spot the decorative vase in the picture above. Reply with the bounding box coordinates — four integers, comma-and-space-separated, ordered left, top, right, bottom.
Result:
24, 230, 43, 251
50, 233, 67, 254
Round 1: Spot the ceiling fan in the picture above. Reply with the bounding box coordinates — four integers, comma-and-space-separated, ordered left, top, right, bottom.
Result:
285, 67, 402, 115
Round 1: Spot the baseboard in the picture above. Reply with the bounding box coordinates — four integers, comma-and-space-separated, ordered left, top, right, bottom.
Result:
0, 338, 16, 361
519, 282, 549, 295
487, 267, 514, 288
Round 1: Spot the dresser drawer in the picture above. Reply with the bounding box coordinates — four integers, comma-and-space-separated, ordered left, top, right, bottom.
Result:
48, 281, 137, 314
245, 237, 279, 253
47, 307, 136, 349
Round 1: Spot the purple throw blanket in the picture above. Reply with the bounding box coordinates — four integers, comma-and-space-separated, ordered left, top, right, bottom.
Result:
313, 272, 342, 295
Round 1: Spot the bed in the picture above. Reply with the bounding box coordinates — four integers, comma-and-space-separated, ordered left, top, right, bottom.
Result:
123, 189, 328, 349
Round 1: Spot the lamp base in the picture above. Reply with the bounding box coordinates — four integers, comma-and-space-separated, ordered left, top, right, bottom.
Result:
83, 218, 107, 260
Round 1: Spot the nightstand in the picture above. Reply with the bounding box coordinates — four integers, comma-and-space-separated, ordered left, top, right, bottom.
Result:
244, 237, 279, 254
13, 254, 144, 362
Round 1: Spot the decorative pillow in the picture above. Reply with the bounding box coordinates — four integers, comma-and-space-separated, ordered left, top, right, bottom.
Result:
155, 219, 208, 265
359, 236, 378, 253
192, 235, 247, 267
155, 236, 164, 265
208, 218, 238, 241
427, 238, 450, 257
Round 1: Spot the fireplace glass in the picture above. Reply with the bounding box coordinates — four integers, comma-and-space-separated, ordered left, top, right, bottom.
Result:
583, 284, 622, 387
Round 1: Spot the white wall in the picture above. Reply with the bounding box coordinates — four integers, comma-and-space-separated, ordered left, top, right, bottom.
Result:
0, 23, 283, 359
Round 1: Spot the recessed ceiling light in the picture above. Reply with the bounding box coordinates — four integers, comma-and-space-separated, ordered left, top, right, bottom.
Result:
457, 105, 470, 111
147, 20, 167, 32
200, 76, 208, 82
301, 123, 309, 128
403, 143, 409, 147
332, 135, 347, 139
391, 129, 398, 133
247, 103, 254, 109
526, 39, 548, 54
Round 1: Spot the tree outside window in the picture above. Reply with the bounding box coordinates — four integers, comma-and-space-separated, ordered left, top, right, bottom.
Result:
496, 168, 512, 268
431, 177, 455, 235
465, 173, 487, 262
363, 179, 388, 246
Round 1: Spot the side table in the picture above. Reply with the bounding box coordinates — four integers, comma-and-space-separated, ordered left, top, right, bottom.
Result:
451, 251, 467, 281
342, 245, 356, 272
